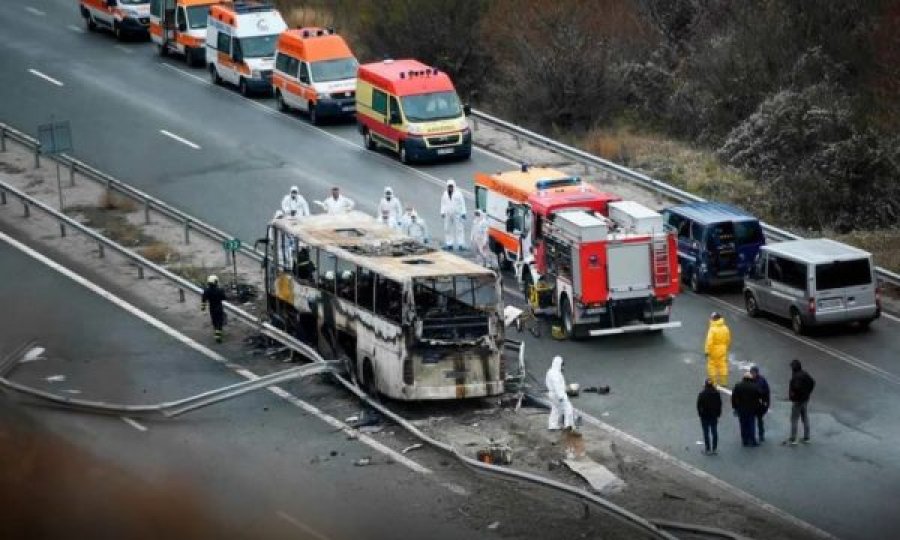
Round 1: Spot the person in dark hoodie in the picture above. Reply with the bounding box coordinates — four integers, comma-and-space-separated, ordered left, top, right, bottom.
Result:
696, 379, 722, 455
750, 365, 771, 443
732, 371, 762, 447
785, 358, 816, 445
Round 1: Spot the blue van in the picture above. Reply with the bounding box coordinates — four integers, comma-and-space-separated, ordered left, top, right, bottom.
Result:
661, 202, 765, 292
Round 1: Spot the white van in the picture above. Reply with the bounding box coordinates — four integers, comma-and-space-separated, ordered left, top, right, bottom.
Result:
205, 1, 286, 96
744, 239, 881, 333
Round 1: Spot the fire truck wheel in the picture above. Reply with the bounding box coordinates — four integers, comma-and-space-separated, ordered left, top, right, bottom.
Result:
276, 91, 289, 112
363, 129, 377, 150
690, 269, 703, 293
209, 64, 222, 85
560, 296, 575, 339
745, 292, 760, 317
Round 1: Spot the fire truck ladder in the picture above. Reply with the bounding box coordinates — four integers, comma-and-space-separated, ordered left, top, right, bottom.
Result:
651, 235, 671, 288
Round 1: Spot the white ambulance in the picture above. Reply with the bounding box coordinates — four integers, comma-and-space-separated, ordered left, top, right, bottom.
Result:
150, 0, 223, 67
206, 1, 287, 96
80, 0, 152, 40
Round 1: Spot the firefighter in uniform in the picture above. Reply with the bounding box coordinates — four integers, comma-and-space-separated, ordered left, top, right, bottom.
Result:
201, 275, 227, 343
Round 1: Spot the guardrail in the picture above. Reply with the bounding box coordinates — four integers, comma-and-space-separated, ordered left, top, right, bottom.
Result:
470, 109, 900, 288
0, 122, 265, 265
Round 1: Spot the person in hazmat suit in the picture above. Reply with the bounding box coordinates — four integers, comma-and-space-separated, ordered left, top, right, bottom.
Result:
545, 356, 575, 430
439, 178, 466, 250
705, 312, 731, 387
320, 186, 355, 214
201, 275, 226, 343
470, 209, 491, 267
377, 186, 403, 227
281, 186, 310, 218
403, 208, 430, 244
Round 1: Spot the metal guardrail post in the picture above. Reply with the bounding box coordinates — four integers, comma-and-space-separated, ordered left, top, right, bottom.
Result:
184, 220, 190, 245
137, 266, 144, 279
179, 289, 185, 303
59, 223, 65, 238
98, 243, 104, 258
33, 147, 40, 169
69, 162, 76, 187
105, 178, 112, 199
23, 200, 29, 218
144, 200, 150, 224
0, 126, 6, 152
1, 189, 6, 205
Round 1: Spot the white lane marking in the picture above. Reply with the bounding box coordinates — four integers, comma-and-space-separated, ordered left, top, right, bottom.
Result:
25, 6, 46, 16
0, 230, 429, 477
121, 416, 148, 432
67, 24, 85, 33
276, 511, 331, 540
28, 69, 64, 87
702, 294, 900, 387
114, 45, 133, 54
157, 62, 476, 199
576, 410, 835, 540
882, 311, 900, 323
159, 129, 201, 150
717, 386, 732, 395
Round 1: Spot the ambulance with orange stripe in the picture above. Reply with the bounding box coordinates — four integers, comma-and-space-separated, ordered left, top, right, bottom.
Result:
150, 0, 222, 66
474, 165, 620, 268
272, 28, 358, 125
205, 1, 287, 96
80, 0, 151, 40
356, 59, 471, 164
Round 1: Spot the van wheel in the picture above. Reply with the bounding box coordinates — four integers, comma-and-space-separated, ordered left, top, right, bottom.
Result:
238, 78, 249, 97
209, 64, 222, 85
85, 13, 97, 32
745, 293, 760, 317
308, 105, 319, 125
276, 91, 289, 112
188, 49, 204, 67
399, 143, 410, 164
363, 129, 376, 150
114, 22, 124, 41
157, 42, 168, 57
690, 269, 703, 293
560, 296, 574, 340
790, 308, 806, 335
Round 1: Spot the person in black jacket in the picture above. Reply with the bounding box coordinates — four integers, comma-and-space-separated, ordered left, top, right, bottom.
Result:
785, 358, 816, 445
201, 275, 226, 343
732, 371, 762, 447
750, 365, 771, 442
697, 379, 722, 455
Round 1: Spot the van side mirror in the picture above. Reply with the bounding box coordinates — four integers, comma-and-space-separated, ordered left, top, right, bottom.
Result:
463, 104, 471, 116
389, 110, 402, 125
178, 21, 187, 32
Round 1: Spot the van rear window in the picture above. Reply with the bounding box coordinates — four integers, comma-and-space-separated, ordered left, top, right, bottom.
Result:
815, 259, 872, 290
734, 220, 764, 246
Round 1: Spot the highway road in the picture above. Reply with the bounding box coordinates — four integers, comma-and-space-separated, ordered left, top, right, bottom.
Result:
2, 2, 899, 539
0, 233, 653, 540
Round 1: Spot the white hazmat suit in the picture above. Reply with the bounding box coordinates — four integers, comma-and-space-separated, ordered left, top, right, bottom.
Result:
440, 179, 467, 250
377, 187, 403, 227
545, 356, 575, 430
321, 192, 355, 214
281, 187, 310, 218
470, 211, 491, 267
403, 211, 430, 244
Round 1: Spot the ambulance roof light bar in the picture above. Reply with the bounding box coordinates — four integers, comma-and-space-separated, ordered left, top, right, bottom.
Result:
535, 176, 582, 191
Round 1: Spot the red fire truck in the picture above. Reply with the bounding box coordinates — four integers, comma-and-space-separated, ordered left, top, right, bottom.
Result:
520, 191, 682, 338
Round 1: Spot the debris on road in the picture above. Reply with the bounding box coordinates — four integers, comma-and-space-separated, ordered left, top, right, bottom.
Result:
583, 385, 611, 395
22, 346, 46, 362
354, 457, 372, 467
564, 457, 625, 495
45, 375, 66, 383
487, 521, 500, 530
401, 443, 423, 454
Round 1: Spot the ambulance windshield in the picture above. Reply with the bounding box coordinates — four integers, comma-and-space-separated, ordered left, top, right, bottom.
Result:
186, 5, 210, 29
237, 35, 278, 58
120, 0, 148, 4
310, 58, 358, 83
401, 91, 462, 122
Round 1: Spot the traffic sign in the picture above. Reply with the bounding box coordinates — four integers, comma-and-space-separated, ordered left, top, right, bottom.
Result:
223, 238, 242, 251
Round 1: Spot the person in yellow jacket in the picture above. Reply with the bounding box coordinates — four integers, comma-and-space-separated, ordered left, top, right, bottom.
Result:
705, 312, 731, 387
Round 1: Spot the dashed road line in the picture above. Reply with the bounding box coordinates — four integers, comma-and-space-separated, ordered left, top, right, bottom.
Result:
67, 24, 85, 33
159, 129, 201, 149
25, 6, 46, 16
882, 311, 900, 323
114, 44, 134, 54
0, 230, 430, 477
28, 69, 64, 87
120, 416, 148, 432
276, 511, 331, 540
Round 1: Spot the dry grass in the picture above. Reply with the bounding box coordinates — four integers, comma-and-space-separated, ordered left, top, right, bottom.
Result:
139, 242, 180, 264
833, 229, 900, 273
170, 264, 221, 287
280, 5, 333, 28
99, 191, 138, 212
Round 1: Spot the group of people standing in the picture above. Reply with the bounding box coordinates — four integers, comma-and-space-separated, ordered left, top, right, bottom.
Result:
274, 180, 495, 268
698, 312, 816, 455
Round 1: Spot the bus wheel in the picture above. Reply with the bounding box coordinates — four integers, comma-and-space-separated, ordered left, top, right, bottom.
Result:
362, 358, 378, 398
363, 129, 376, 150
560, 296, 574, 339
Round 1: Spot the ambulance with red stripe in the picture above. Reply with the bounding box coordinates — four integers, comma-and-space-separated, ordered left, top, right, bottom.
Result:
356, 59, 471, 164
205, 1, 287, 96
474, 165, 620, 268
80, 0, 151, 40
272, 28, 358, 125
150, 0, 223, 66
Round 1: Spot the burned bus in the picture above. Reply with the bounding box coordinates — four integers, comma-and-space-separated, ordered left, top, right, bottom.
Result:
263, 211, 505, 400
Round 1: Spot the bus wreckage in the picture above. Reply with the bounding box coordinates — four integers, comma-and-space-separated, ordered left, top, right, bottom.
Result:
263, 211, 512, 400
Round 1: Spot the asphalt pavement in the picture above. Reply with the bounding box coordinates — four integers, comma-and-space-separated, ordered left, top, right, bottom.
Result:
2, 2, 900, 538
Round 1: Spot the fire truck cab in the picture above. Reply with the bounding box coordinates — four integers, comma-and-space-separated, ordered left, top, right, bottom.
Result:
523, 192, 682, 338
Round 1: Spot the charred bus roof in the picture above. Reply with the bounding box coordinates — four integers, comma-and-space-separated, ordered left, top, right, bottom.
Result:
272, 211, 494, 282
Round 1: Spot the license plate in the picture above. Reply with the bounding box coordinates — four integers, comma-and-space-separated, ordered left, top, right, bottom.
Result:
341, 105, 355, 112
819, 298, 843, 309
437, 148, 454, 155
